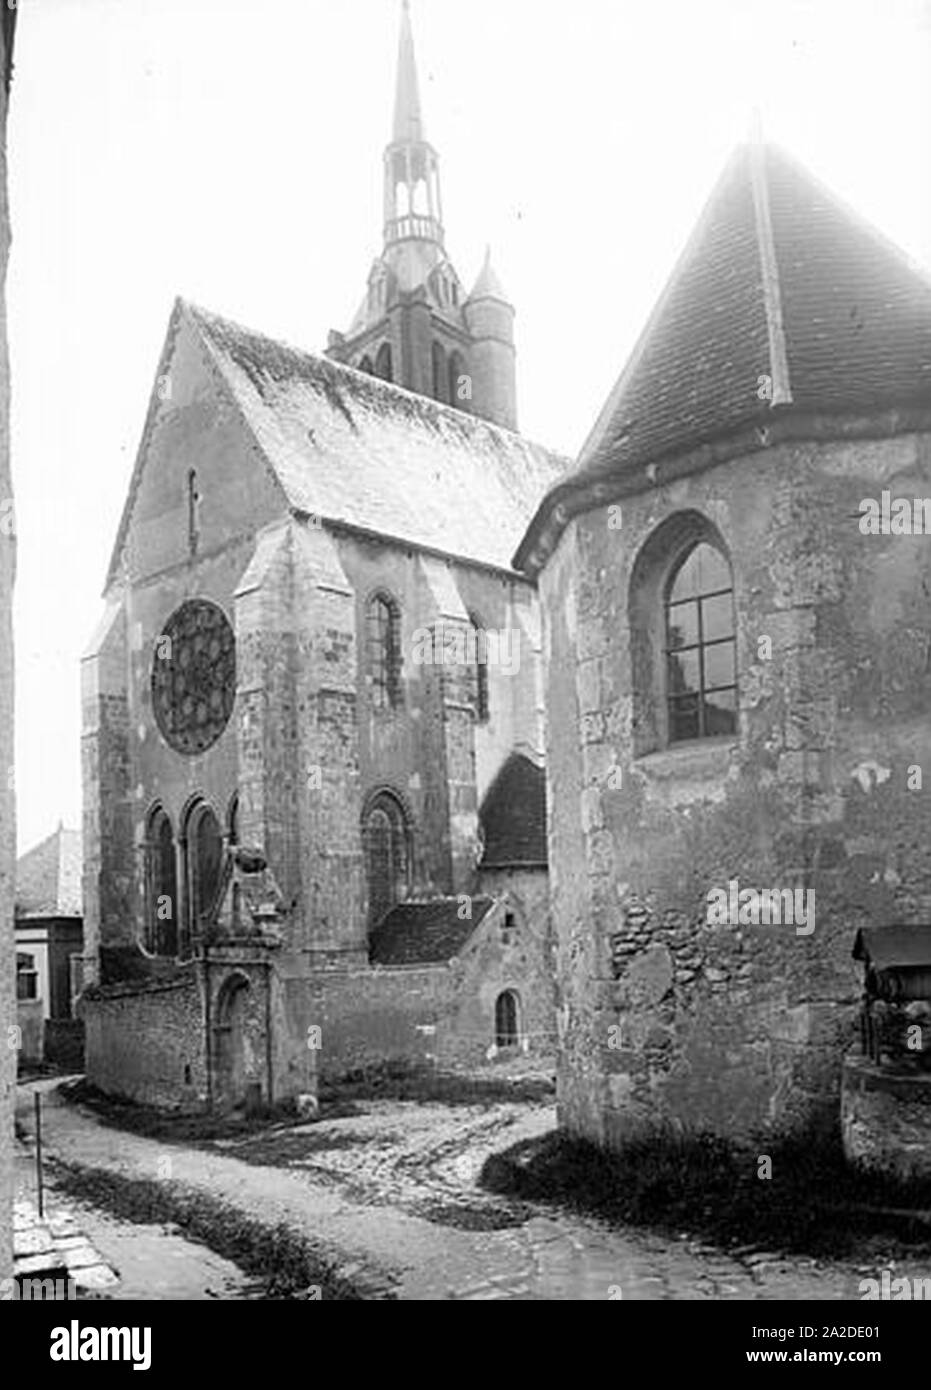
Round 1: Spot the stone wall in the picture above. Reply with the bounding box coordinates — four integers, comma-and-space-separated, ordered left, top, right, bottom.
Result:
306, 964, 450, 1078
541, 430, 931, 1147
307, 893, 551, 1077
83, 954, 316, 1112
471, 868, 555, 1057
83, 974, 207, 1110
0, 13, 14, 1286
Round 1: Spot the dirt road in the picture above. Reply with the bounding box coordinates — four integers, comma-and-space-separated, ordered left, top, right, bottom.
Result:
16, 1078, 916, 1301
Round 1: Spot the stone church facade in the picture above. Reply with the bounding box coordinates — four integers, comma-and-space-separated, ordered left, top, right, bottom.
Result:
517, 141, 931, 1146
81, 5, 563, 1110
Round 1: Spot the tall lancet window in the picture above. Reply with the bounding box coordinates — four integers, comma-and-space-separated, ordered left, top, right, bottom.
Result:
187, 469, 201, 557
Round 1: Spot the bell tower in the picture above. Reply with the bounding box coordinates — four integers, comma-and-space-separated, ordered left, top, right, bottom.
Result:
327, 0, 518, 431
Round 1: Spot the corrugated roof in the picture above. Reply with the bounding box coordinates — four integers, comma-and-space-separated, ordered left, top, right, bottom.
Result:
15, 826, 82, 919
107, 300, 566, 587
516, 141, 931, 572
369, 896, 494, 966
479, 753, 547, 867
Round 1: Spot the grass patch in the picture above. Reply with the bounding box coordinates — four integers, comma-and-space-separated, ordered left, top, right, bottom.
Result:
58, 1078, 309, 1145
480, 1128, 931, 1259
320, 1059, 556, 1108
49, 1160, 394, 1300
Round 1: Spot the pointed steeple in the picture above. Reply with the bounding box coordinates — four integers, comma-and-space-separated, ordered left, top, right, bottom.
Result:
469, 246, 510, 305
393, 0, 424, 146
327, 1, 518, 430
383, 1, 443, 249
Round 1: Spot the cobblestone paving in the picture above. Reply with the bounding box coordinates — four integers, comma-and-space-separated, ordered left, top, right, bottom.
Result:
16, 1080, 926, 1302
11, 1187, 119, 1295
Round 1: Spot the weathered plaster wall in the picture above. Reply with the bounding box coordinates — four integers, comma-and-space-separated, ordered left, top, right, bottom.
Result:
542, 432, 931, 1146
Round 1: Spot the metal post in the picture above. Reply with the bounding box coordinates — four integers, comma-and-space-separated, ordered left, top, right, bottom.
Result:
34, 1090, 44, 1218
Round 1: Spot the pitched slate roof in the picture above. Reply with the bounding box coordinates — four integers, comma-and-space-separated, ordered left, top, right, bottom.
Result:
853, 925, 931, 974
107, 301, 565, 587
369, 897, 494, 966
516, 141, 931, 573
15, 826, 82, 920
479, 753, 547, 867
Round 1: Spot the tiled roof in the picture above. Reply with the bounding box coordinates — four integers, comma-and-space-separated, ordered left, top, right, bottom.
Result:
106, 301, 565, 587
15, 826, 82, 919
192, 305, 564, 572
853, 925, 931, 973
479, 753, 547, 867
516, 141, 931, 572
369, 896, 494, 966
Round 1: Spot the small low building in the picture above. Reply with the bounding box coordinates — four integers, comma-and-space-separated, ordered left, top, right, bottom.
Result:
15, 826, 85, 1071
842, 925, 931, 1182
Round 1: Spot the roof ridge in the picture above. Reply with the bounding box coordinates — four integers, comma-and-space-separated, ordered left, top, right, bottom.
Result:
187, 298, 570, 461
749, 141, 793, 406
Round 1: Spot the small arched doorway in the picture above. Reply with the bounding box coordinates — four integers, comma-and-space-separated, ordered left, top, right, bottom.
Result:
214, 973, 253, 1111
495, 990, 520, 1050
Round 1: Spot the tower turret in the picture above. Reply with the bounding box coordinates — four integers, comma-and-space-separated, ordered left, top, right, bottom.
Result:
465, 247, 517, 432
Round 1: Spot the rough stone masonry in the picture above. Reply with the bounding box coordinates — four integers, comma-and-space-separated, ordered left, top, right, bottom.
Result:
516, 139, 931, 1150
0, 7, 16, 1288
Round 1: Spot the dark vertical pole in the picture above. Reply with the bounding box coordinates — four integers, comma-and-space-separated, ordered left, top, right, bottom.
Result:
204, 942, 212, 1111
265, 960, 274, 1110
34, 1091, 43, 1218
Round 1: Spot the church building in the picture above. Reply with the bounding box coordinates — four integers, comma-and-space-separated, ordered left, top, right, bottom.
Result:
80, 2, 564, 1111
517, 139, 931, 1147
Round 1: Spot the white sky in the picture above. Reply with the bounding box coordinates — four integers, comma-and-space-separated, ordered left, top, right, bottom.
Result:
8, 0, 931, 854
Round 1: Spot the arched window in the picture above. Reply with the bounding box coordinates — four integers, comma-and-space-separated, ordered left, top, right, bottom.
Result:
495, 990, 520, 1049
227, 793, 240, 846
469, 613, 489, 725
183, 801, 224, 947
146, 807, 178, 958
358, 355, 373, 376
665, 542, 737, 742
432, 341, 448, 403
448, 351, 467, 411
362, 791, 411, 928
374, 342, 393, 382
367, 591, 402, 710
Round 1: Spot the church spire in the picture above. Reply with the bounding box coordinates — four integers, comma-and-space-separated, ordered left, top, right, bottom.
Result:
393, 0, 424, 145
383, 0, 443, 248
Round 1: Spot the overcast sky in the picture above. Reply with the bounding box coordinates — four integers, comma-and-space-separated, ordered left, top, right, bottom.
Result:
8, 0, 931, 854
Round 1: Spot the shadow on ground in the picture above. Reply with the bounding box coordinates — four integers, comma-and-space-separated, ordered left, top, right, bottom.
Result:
480, 1128, 931, 1260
